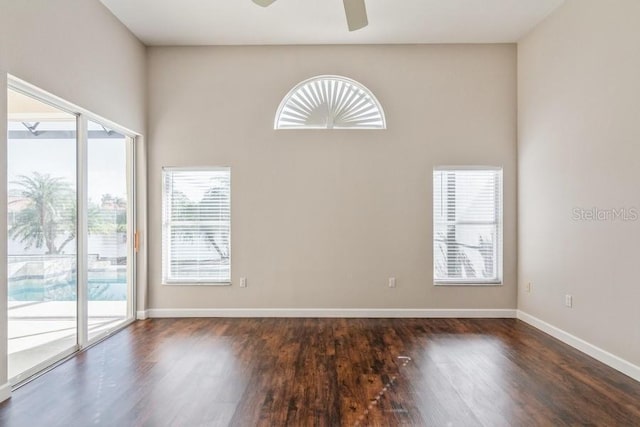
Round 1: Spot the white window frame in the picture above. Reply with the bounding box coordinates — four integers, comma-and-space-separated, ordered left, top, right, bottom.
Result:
433, 166, 503, 286
162, 166, 231, 285
7, 75, 139, 384
274, 75, 386, 130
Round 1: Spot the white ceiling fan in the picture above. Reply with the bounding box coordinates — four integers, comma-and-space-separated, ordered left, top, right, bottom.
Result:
252, 0, 368, 32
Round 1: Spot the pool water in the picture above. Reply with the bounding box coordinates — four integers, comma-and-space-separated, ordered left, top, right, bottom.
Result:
9, 277, 127, 301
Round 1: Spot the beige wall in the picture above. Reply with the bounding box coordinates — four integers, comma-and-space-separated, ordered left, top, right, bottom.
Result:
147, 44, 517, 310
0, 0, 146, 389
0, 0, 145, 131
518, 0, 640, 366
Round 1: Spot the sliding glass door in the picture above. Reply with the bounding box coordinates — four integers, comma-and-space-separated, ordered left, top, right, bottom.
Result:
7, 85, 136, 384
87, 121, 134, 341
7, 90, 79, 383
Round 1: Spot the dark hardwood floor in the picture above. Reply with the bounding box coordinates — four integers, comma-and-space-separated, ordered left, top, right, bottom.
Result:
1, 318, 639, 426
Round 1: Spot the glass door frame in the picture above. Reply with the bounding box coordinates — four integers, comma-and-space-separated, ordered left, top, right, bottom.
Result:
81, 119, 137, 347
7, 76, 138, 384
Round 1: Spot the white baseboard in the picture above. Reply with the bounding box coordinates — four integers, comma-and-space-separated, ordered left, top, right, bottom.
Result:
517, 310, 640, 382
0, 382, 11, 403
146, 308, 517, 318
136, 310, 148, 320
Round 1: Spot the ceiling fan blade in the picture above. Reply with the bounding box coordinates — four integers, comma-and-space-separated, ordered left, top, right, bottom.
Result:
253, 0, 277, 7
343, 0, 368, 31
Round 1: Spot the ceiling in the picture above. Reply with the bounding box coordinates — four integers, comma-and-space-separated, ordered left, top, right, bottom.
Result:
100, 0, 565, 46
8, 90, 74, 120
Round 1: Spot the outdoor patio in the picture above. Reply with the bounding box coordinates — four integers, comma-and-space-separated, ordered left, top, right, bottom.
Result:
8, 300, 128, 381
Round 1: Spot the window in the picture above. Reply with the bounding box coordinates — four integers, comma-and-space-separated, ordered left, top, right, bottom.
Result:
162, 168, 231, 284
275, 75, 386, 130
433, 167, 503, 284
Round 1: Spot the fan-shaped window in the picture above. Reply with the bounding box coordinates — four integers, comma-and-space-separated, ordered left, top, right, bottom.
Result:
275, 75, 386, 130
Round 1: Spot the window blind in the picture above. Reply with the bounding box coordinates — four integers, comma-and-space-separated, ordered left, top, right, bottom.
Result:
433, 168, 502, 284
162, 168, 231, 284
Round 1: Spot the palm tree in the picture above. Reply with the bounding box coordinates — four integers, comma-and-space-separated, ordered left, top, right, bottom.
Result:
9, 173, 75, 254
200, 186, 230, 260
170, 187, 230, 261
9, 172, 106, 254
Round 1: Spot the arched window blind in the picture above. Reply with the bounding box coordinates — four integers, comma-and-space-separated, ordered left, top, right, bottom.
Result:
275, 75, 386, 130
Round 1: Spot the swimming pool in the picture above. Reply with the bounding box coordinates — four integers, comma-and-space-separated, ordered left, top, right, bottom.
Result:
8, 256, 127, 301
9, 279, 127, 301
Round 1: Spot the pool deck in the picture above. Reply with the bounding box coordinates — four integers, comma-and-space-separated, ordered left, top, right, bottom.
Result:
8, 301, 128, 381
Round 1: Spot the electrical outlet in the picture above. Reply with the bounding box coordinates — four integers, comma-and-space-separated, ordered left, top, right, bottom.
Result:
388, 277, 396, 288
565, 294, 572, 308
526, 282, 531, 293
240, 277, 247, 288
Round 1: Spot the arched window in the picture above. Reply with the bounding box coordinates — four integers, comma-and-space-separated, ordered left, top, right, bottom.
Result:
274, 75, 386, 130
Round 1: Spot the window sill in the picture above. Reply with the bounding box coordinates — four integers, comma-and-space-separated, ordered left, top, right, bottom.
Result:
434, 281, 502, 287
162, 281, 232, 286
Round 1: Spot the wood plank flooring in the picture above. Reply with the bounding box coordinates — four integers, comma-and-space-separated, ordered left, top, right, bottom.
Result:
0, 318, 639, 426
